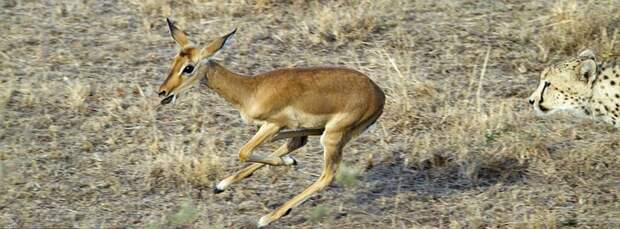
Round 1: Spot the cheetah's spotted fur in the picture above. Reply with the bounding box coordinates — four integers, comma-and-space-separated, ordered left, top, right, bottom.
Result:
528, 50, 620, 127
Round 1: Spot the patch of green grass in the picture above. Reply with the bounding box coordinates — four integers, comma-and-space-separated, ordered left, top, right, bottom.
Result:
309, 205, 332, 223
148, 200, 199, 229
335, 164, 362, 188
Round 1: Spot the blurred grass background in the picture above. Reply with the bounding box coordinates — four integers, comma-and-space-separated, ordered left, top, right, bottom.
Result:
1, 0, 619, 228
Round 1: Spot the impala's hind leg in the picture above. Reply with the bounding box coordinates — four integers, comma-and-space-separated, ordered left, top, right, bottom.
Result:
214, 136, 308, 193
257, 130, 347, 227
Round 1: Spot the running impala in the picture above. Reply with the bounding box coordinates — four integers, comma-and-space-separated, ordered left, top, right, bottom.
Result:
158, 18, 385, 227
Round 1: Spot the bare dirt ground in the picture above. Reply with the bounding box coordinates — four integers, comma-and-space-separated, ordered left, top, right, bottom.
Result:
1, 0, 619, 228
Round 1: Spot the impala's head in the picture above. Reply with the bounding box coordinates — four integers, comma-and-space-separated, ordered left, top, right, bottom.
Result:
528, 50, 598, 116
158, 18, 236, 105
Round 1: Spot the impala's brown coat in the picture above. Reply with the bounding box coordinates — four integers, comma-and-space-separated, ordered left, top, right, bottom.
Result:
203, 62, 384, 129
158, 19, 385, 227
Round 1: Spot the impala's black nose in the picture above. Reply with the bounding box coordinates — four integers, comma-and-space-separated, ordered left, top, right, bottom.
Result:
158, 90, 167, 97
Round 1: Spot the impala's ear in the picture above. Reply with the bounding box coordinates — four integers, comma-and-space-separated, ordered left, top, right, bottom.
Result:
579, 59, 597, 86
167, 18, 191, 47
200, 28, 237, 60
578, 49, 596, 61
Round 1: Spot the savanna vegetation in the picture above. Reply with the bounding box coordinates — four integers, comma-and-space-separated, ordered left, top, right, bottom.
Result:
1, 0, 619, 228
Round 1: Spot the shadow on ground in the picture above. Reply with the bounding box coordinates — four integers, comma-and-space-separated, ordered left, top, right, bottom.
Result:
351, 152, 527, 205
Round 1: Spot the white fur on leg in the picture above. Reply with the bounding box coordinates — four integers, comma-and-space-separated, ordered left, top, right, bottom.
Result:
257, 215, 272, 228
215, 178, 232, 191
281, 155, 295, 166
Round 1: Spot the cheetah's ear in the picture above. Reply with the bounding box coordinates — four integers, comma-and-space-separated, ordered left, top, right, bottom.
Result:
579, 59, 597, 87
578, 49, 596, 61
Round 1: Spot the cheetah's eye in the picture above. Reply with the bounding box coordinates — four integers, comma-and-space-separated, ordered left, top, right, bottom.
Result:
182, 65, 195, 75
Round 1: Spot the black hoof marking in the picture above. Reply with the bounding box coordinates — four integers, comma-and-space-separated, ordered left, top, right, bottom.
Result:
291, 158, 298, 166
283, 208, 292, 217
213, 186, 224, 194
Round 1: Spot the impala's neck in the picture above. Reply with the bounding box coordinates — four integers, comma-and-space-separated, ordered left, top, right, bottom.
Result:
202, 61, 256, 108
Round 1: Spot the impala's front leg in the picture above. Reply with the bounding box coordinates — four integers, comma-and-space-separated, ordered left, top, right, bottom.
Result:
239, 123, 297, 166
214, 137, 308, 193
238, 123, 282, 162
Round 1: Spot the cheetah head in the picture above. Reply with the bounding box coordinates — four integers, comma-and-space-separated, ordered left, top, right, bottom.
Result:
528, 50, 598, 117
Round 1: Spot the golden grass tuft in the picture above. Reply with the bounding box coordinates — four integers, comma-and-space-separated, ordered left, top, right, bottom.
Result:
64, 79, 90, 112
146, 142, 222, 188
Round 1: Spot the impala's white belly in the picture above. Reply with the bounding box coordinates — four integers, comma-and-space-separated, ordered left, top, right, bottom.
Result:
239, 106, 332, 128
282, 107, 330, 129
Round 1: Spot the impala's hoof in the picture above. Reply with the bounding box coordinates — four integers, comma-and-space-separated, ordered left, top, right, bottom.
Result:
213, 186, 224, 194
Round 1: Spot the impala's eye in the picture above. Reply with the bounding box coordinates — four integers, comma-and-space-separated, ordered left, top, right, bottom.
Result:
182, 65, 195, 74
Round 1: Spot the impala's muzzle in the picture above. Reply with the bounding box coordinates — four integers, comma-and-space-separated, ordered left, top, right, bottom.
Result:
158, 87, 177, 105
161, 94, 176, 105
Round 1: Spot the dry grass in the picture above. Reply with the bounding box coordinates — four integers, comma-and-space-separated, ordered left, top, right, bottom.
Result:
1, 0, 619, 228
536, 0, 620, 60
